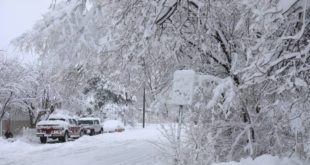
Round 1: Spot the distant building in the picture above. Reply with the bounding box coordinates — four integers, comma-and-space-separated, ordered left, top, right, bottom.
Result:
1, 109, 30, 136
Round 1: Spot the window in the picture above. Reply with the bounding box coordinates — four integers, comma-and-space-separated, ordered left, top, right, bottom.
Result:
49, 118, 65, 121
72, 119, 78, 125
78, 120, 93, 125
69, 119, 74, 124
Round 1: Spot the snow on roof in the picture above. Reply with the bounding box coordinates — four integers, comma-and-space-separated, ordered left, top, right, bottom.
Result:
37, 119, 68, 126
48, 114, 71, 120
48, 109, 74, 119
78, 117, 100, 121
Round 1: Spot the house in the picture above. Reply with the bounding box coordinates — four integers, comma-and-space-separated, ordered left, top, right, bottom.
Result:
1, 109, 31, 137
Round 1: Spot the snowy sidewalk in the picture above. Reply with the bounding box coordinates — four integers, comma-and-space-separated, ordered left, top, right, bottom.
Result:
0, 125, 168, 165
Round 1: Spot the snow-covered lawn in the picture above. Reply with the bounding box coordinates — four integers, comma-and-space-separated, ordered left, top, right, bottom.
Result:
0, 125, 168, 165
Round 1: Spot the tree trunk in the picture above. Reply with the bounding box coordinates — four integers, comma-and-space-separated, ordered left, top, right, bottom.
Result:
0, 92, 13, 122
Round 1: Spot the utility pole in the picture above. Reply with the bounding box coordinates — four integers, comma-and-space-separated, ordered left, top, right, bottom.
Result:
0, 120, 2, 136
142, 56, 146, 129
142, 85, 146, 128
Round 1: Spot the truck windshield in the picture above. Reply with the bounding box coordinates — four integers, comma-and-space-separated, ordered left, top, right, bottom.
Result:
78, 120, 94, 125
49, 118, 65, 121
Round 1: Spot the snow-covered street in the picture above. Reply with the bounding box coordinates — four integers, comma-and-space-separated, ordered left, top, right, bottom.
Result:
0, 125, 168, 165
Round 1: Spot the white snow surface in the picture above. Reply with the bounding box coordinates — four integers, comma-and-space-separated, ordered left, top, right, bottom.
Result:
103, 120, 125, 132
0, 125, 168, 165
1, 125, 305, 165
36, 119, 68, 126
212, 155, 304, 165
79, 117, 101, 121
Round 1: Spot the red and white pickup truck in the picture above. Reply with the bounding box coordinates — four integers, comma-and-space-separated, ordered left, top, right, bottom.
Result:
36, 114, 83, 143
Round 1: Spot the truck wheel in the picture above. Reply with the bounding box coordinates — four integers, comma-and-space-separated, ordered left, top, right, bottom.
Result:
100, 128, 103, 134
79, 130, 84, 138
40, 137, 47, 144
64, 132, 68, 142
59, 132, 69, 142
90, 130, 95, 136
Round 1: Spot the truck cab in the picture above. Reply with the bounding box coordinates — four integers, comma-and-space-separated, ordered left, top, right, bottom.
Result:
78, 117, 103, 135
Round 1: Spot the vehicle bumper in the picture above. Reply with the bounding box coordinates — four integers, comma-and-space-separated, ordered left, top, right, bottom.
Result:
36, 133, 64, 138
83, 128, 93, 135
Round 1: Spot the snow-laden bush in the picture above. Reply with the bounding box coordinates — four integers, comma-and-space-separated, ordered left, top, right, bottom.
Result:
211, 154, 304, 165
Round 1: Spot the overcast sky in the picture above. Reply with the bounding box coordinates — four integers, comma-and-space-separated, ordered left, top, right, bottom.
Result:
0, 0, 51, 62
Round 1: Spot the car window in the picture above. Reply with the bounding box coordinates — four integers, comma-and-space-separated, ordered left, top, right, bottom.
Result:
69, 119, 74, 124
78, 120, 93, 125
72, 119, 78, 125
94, 120, 99, 124
49, 118, 65, 121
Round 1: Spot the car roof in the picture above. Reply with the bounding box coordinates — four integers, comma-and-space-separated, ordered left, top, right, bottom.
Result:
49, 114, 73, 120
78, 117, 100, 121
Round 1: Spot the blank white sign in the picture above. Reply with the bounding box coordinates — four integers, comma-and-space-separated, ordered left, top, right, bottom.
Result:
169, 70, 195, 105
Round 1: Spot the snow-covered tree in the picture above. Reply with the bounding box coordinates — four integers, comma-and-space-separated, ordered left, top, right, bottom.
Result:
151, 0, 310, 164
0, 52, 39, 126
12, 0, 310, 164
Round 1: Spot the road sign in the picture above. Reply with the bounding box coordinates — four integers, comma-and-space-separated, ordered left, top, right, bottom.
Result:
169, 70, 195, 105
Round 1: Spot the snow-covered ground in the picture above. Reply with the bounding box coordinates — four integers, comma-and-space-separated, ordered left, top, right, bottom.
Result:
212, 155, 304, 165
0, 125, 169, 165
0, 125, 306, 165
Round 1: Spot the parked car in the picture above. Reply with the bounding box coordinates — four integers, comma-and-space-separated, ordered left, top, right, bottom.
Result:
36, 114, 82, 143
78, 117, 103, 135
103, 120, 125, 133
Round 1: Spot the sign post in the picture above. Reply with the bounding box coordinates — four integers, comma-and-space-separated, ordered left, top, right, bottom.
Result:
177, 105, 183, 149
0, 120, 2, 136
169, 70, 195, 164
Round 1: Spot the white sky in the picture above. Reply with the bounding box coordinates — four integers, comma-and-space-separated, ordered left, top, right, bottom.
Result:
0, 0, 51, 63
